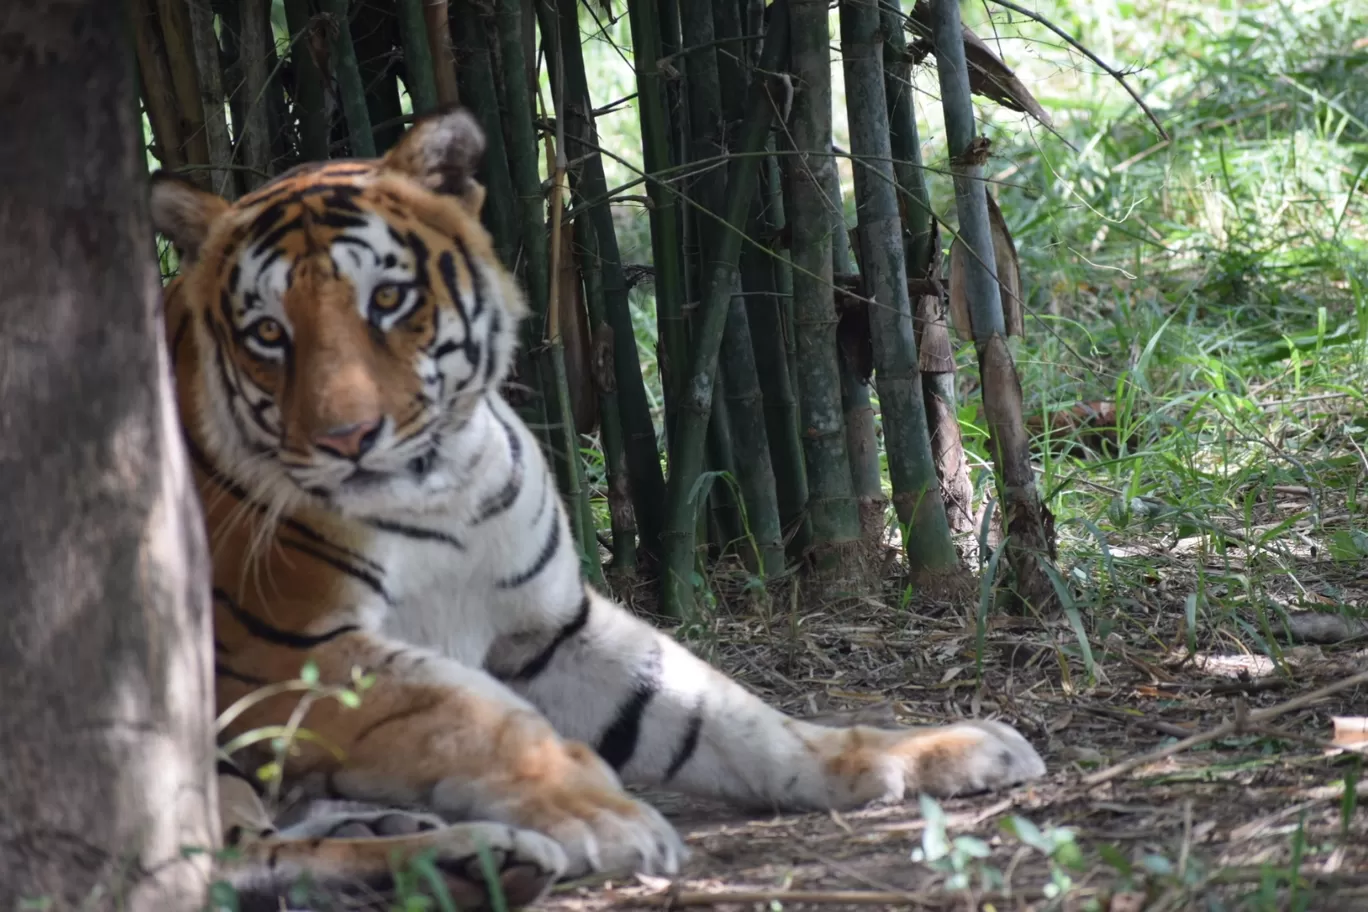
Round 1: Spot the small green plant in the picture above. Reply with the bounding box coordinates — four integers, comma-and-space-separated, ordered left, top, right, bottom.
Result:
909, 794, 1001, 892
1000, 815, 1086, 900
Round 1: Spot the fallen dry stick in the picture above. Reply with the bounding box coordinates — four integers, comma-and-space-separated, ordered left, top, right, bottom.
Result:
1083, 667, 1368, 787
624, 885, 1090, 908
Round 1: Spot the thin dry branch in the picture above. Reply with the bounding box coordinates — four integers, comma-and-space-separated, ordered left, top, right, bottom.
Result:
1083, 667, 1368, 787
987, 0, 1169, 140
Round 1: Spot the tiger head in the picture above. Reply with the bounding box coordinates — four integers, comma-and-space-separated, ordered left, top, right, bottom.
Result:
151, 109, 526, 518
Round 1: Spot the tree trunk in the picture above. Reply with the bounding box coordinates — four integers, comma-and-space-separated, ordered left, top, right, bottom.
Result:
0, 2, 216, 905
931, 0, 1057, 610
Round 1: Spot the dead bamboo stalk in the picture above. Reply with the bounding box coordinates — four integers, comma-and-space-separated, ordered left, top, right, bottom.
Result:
1083, 667, 1368, 787
155, 0, 211, 184
184, 0, 238, 197
129, 0, 187, 170
424, 0, 460, 106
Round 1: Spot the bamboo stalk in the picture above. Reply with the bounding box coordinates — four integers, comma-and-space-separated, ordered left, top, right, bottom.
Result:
491, 0, 554, 461
451, 2, 518, 263
352, 2, 404, 154
676, 0, 783, 575
706, 383, 745, 554
322, 0, 375, 158
883, 0, 972, 533
744, 148, 810, 554
236, 0, 274, 187
185, 0, 238, 197
785, 0, 865, 574
626, 0, 689, 427
659, 1, 790, 618
396, 0, 440, 115
546, 128, 607, 589
840, 0, 957, 574
826, 175, 885, 541
283, 0, 330, 163
551, 0, 668, 559
574, 215, 638, 575
930, 0, 1057, 608
129, 0, 187, 170
155, 0, 212, 182
720, 288, 785, 574
424, 0, 461, 106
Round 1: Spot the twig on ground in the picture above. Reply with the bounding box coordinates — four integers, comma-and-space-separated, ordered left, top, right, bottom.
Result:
1083, 668, 1368, 786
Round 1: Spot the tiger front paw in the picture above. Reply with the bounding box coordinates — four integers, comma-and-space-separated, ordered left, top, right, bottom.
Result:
826, 720, 1047, 806
492, 742, 687, 878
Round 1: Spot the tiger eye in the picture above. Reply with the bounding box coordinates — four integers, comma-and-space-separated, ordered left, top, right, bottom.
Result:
372, 284, 403, 313
251, 318, 284, 346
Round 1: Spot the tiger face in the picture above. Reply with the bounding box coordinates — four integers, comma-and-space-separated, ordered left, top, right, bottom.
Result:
151, 110, 526, 518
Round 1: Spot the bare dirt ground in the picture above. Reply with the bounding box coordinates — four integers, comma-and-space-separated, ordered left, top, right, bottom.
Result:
543, 560, 1368, 912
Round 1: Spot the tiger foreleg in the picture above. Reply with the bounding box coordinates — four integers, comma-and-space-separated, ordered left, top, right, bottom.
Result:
221, 633, 684, 878
221, 814, 565, 910
489, 587, 1046, 811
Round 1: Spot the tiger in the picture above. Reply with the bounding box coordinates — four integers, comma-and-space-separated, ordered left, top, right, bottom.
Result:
149, 107, 1046, 909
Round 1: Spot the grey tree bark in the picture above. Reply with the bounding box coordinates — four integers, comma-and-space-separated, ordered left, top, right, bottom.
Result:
0, 2, 218, 907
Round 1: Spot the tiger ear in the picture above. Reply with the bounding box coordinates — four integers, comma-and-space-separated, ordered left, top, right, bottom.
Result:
383, 107, 488, 214
149, 172, 230, 261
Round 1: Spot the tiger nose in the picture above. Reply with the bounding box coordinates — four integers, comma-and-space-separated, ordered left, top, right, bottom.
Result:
313, 417, 382, 459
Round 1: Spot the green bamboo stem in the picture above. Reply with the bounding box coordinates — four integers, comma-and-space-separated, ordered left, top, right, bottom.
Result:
283, 0, 329, 162
720, 287, 785, 574
785, 0, 864, 572
451, 3, 518, 264
626, 0, 689, 427
493, 0, 599, 572
930, 0, 1057, 607
883, 0, 972, 534
743, 148, 810, 554
840, 0, 957, 573
552, 0, 668, 559
679, 0, 721, 339
396, 0, 440, 116
574, 213, 638, 574
680, 0, 783, 574
323, 0, 375, 158
826, 172, 885, 537
352, 2, 404, 153
881, 0, 933, 273
660, 0, 790, 618
706, 382, 744, 554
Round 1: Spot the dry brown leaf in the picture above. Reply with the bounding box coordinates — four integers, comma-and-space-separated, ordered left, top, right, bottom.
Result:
948, 192, 1023, 340
1332, 716, 1368, 752
905, 0, 1055, 133
961, 26, 1055, 131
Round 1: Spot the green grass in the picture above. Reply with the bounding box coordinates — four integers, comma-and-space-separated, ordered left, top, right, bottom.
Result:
560, 0, 1368, 673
